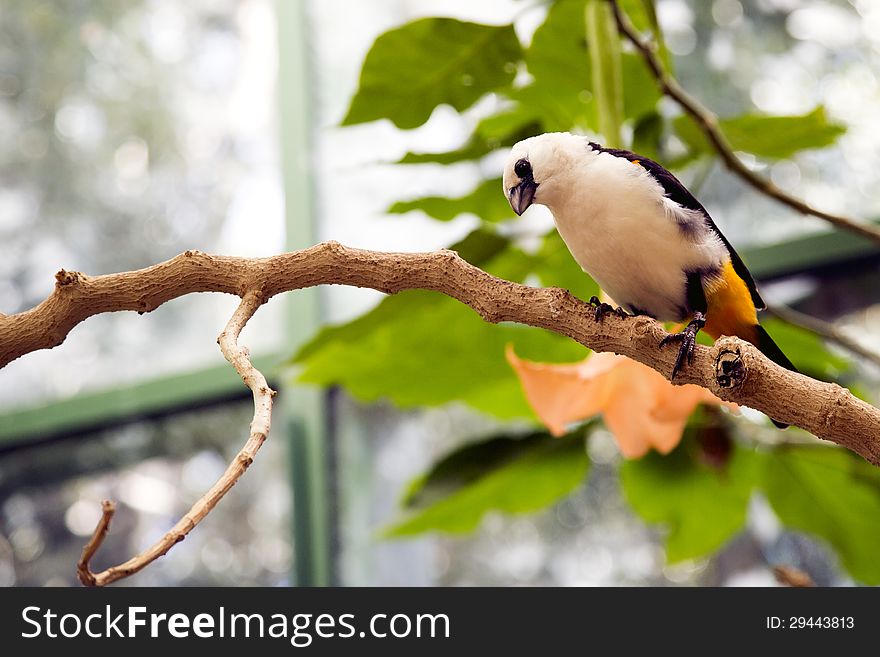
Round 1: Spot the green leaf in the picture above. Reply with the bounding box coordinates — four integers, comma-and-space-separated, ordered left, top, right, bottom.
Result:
388, 177, 514, 224
508, 84, 593, 134
402, 430, 570, 508
631, 111, 664, 161
618, 0, 656, 32
586, 0, 624, 146
620, 437, 759, 562
621, 51, 662, 122
517, 0, 595, 131
674, 107, 845, 160
384, 432, 589, 536
291, 229, 589, 420
762, 446, 880, 585
343, 18, 522, 129
475, 106, 541, 141
513, 0, 658, 135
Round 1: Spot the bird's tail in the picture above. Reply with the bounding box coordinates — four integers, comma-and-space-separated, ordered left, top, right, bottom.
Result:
751, 324, 798, 429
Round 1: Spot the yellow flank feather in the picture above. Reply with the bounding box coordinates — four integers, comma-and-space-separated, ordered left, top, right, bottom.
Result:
703, 260, 759, 344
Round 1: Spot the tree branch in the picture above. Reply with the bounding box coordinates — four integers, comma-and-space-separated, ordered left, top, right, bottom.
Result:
75, 290, 275, 586
773, 565, 815, 587
2, 242, 879, 584
607, 0, 880, 246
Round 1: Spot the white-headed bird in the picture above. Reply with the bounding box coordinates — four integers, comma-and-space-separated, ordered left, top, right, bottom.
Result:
503, 132, 796, 428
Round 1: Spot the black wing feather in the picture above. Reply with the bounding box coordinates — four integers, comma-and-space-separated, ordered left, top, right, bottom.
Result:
588, 143, 765, 310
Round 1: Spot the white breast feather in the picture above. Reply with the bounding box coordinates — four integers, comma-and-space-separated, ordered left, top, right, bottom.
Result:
542, 152, 727, 321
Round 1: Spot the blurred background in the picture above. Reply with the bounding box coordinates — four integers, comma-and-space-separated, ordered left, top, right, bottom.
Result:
2, 0, 880, 586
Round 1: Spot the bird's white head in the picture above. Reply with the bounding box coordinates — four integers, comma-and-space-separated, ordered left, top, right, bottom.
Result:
503, 132, 592, 215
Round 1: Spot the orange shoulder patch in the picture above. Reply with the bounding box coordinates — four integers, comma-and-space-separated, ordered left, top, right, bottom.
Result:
703, 261, 759, 342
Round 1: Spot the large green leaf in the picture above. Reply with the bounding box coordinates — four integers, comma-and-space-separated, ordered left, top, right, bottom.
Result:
291, 229, 590, 420
343, 19, 522, 129
674, 107, 845, 160
384, 432, 589, 536
401, 433, 547, 509
511, 0, 658, 136
621, 51, 662, 122
762, 446, 880, 585
475, 107, 541, 141
515, 0, 595, 131
388, 177, 513, 224
620, 436, 759, 562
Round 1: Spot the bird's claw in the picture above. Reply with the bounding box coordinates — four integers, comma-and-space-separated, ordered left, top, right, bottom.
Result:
660, 313, 706, 380
589, 296, 628, 323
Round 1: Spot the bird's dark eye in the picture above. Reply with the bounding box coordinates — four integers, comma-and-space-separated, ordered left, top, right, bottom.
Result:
514, 158, 531, 179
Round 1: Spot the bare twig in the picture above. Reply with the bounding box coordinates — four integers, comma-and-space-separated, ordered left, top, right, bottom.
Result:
767, 304, 880, 370
76, 291, 275, 586
773, 565, 816, 587
76, 500, 116, 586
607, 0, 880, 246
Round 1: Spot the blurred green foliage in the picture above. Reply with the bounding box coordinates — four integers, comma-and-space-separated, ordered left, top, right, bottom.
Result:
673, 107, 845, 164
384, 431, 589, 536
620, 432, 760, 562
759, 317, 853, 382
294, 0, 879, 583
763, 446, 880, 585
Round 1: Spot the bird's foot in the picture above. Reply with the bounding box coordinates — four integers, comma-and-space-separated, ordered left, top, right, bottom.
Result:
659, 312, 706, 380
588, 296, 629, 323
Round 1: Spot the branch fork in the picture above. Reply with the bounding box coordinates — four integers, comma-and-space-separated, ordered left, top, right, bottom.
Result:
75, 291, 275, 586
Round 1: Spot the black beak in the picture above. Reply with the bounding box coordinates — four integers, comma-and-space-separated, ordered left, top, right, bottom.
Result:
508, 179, 537, 216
